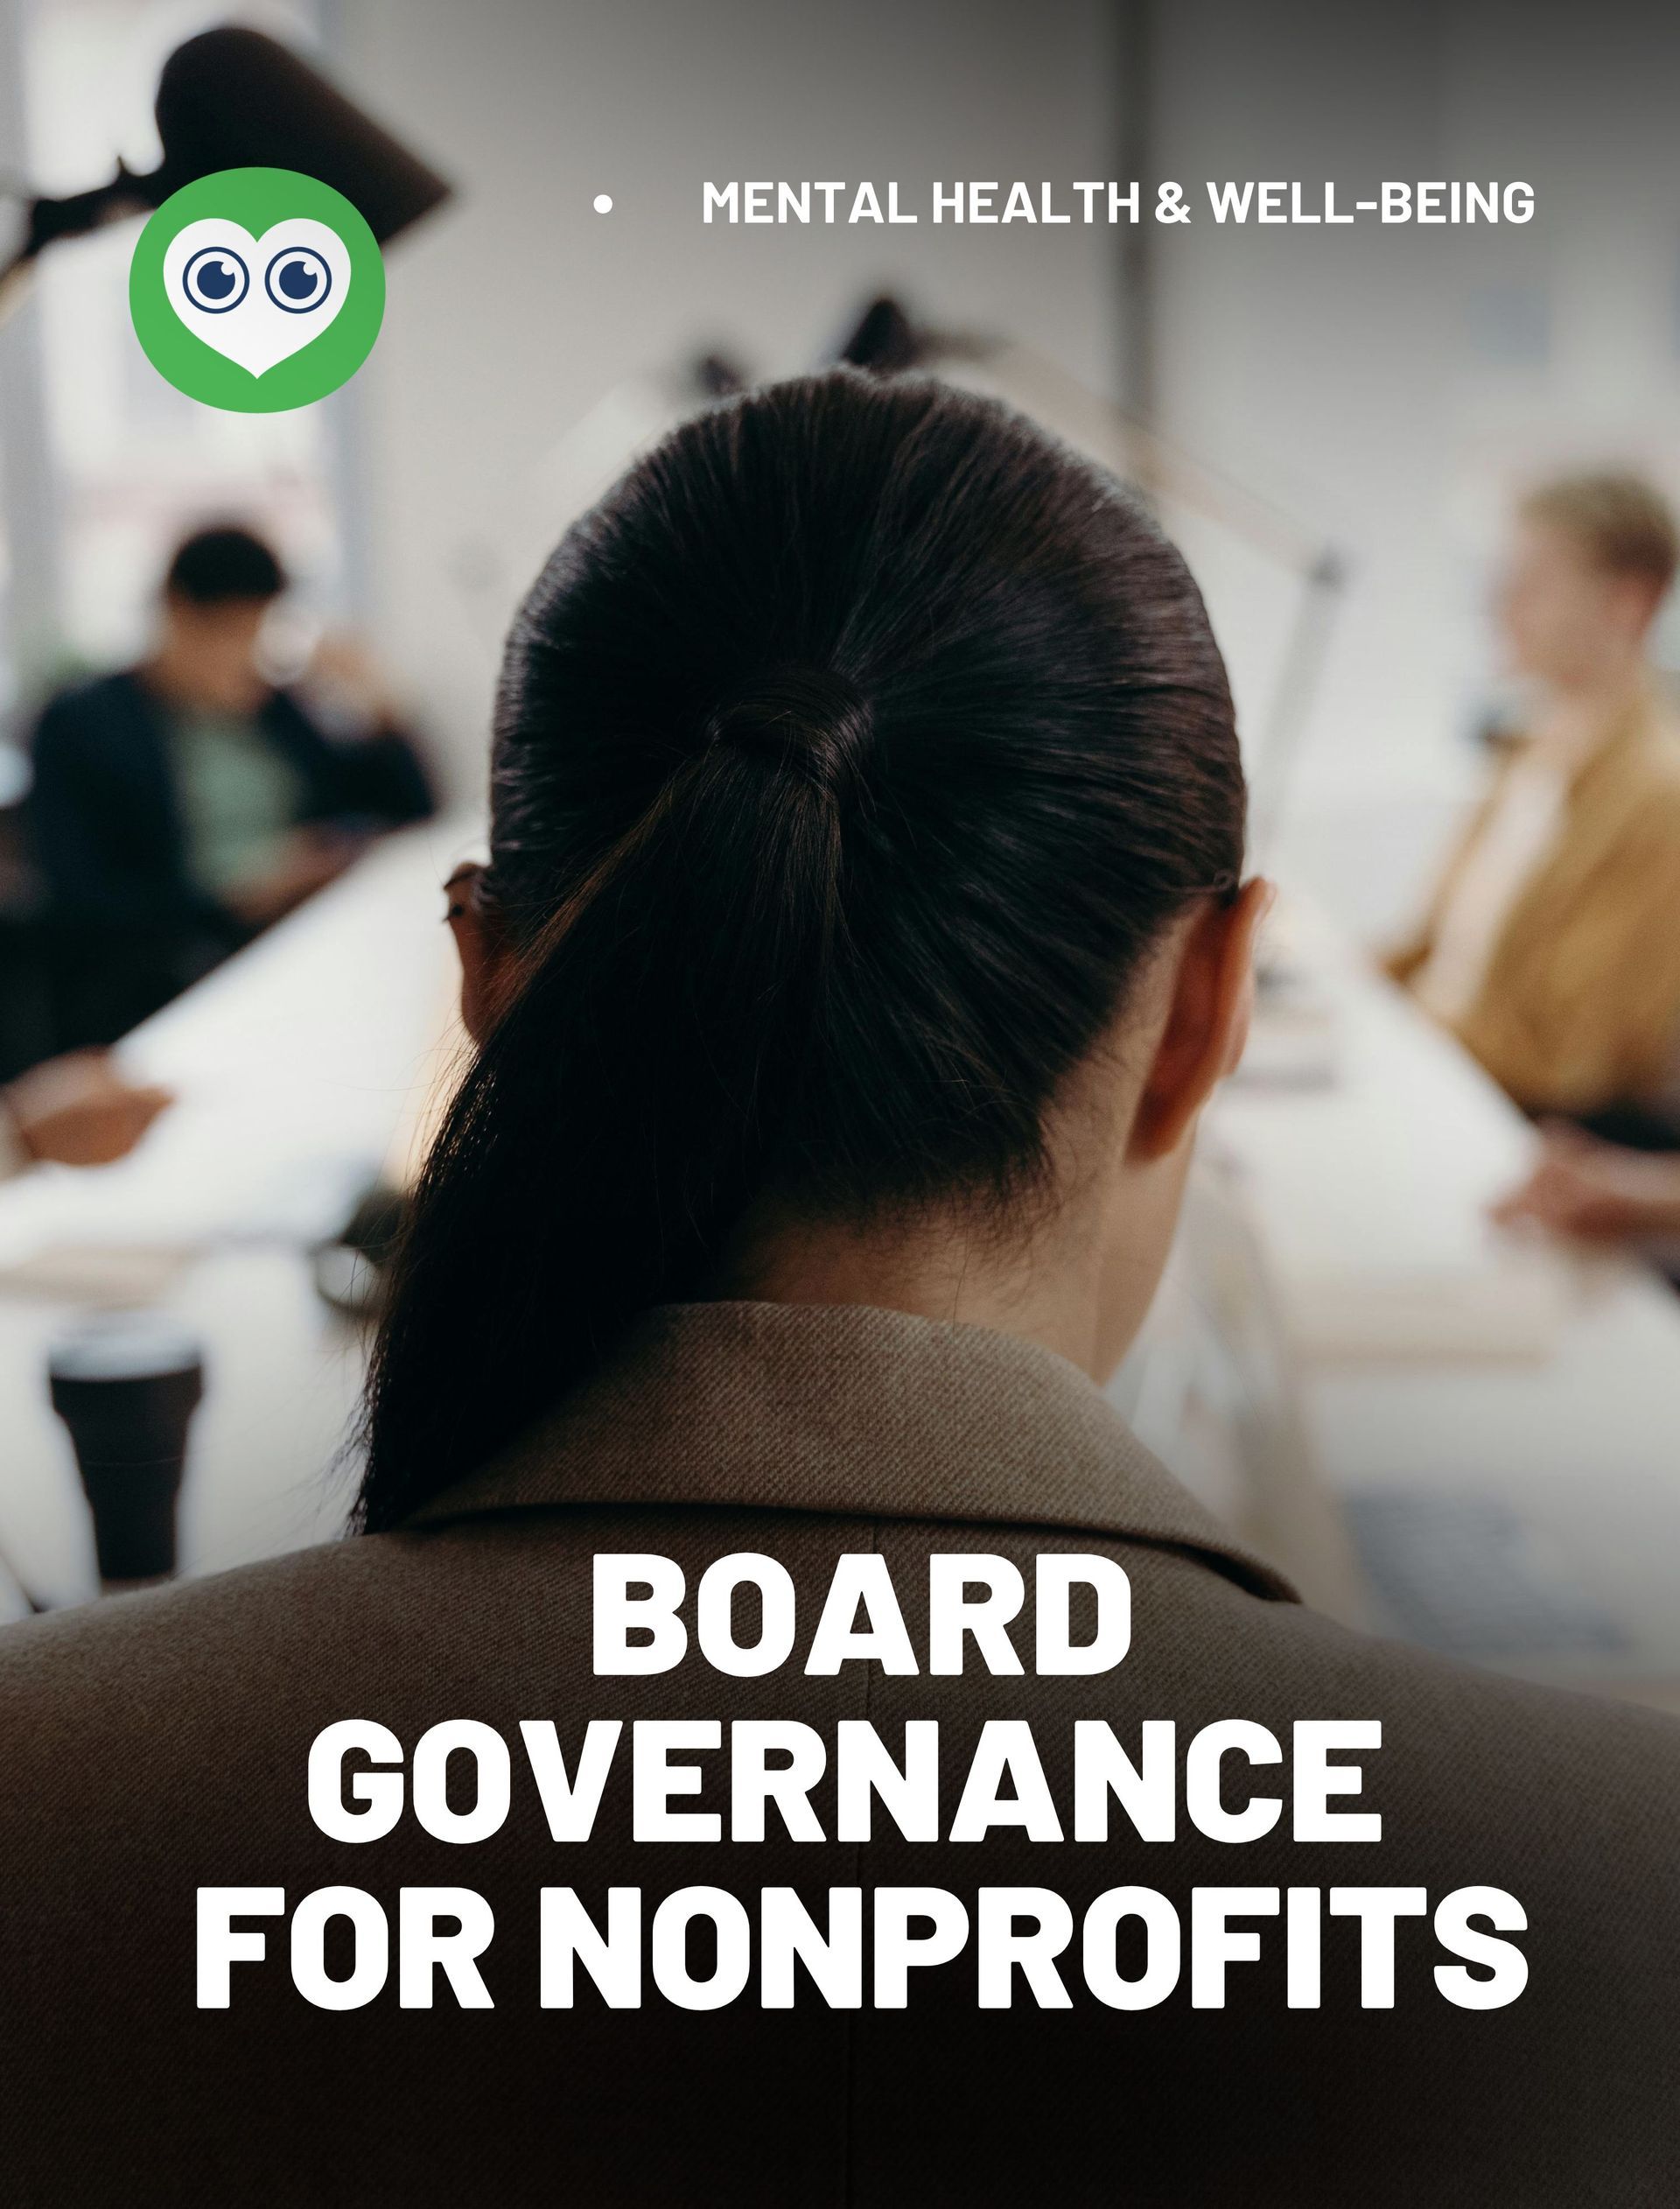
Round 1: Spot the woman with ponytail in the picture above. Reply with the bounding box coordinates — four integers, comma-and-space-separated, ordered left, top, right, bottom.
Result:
5, 368, 1678, 2206
361, 367, 1260, 1528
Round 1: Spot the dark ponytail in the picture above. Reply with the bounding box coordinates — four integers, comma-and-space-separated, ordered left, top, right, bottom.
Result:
358, 369, 1242, 1530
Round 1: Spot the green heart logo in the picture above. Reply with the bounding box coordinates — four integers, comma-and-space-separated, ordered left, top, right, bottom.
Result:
130, 166, 384, 412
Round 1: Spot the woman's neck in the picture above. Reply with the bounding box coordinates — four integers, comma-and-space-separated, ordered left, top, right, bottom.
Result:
714, 1141, 1182, 1389
721, 1198, 1105, 1376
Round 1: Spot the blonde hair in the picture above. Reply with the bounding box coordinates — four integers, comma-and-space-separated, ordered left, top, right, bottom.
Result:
1522, 472, 1679, 597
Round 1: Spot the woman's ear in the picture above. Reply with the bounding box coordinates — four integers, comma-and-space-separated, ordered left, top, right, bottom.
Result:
445, 863, 515, 1044
1128, 877, 1273, 1162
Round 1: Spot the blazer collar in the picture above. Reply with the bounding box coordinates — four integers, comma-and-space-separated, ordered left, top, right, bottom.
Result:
1493, 693, 1680, 961
406, 1300, 1298, 1602
1563, 691, 1669, 799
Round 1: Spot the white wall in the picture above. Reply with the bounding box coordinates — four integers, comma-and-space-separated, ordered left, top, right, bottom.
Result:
1146, 0, 1680, 936
340, 0, 1122, 793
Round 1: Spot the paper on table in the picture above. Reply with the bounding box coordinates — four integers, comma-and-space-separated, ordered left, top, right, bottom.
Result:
0, 822, 465, 1280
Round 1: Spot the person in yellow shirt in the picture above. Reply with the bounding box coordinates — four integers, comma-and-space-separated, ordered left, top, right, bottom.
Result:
1388, 473, 1680, 1119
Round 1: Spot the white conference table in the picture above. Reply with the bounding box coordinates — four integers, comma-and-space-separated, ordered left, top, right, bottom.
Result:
1, 839, 1676, 1713
1206, 904, 1680, 1708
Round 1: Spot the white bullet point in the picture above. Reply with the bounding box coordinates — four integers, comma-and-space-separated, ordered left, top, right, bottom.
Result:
592, 194, 613, 214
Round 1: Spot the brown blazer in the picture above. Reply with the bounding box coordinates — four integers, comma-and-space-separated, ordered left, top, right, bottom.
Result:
1388, 700, 1680, 1115
1, 1301, 1676, 2205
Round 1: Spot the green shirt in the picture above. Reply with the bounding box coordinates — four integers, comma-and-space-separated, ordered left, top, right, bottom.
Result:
164, 709, 307, 900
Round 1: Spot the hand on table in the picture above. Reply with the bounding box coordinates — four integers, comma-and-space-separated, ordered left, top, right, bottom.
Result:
300, 629, 403, 733
1492, 1123, 1680, 1245
3, 1051, 173, 1168
223, 825, 368, 929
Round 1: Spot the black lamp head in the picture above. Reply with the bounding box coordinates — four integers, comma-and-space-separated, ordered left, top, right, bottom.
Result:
836, 296, 921, 375
8, 25, 450, 277
150, 27, 450, 243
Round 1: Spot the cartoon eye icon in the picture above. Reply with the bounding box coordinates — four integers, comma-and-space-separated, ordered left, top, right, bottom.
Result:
181, 245, 249, 313
264, 247, 332, 313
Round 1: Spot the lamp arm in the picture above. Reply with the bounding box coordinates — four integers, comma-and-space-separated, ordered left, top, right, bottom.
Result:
14, 161, 157, 264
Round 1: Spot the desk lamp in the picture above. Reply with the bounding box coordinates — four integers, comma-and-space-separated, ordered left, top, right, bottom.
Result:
0, 23, 449, 308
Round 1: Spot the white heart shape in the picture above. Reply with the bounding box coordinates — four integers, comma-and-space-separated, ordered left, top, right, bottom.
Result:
163, 217, 351, 378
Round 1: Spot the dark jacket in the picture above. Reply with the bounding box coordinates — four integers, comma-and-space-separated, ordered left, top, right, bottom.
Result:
26, 668, 432, 1043
0, 1300, 1676, 2205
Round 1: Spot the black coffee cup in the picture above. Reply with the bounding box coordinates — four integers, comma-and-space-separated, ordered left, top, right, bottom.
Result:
48, 1316, 206, 1589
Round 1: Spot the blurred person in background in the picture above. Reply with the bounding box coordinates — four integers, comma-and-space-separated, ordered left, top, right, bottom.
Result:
1387, 473, 1680, 1125
0, 1048, 170, 1177
26, 524, 435, 1048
